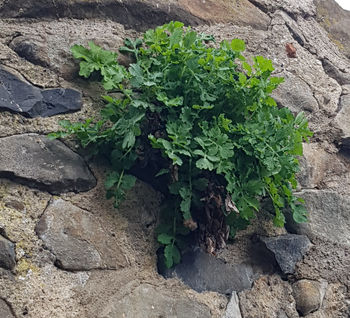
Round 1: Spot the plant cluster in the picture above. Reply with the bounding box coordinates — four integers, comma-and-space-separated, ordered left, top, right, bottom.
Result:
49, 22, 312, 268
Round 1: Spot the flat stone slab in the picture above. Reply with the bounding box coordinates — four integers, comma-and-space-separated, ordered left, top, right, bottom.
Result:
160, 248, 257, 294
35, 199, 127, 271
0, 67, 81, 117
260, 234, 312, 274
288, 190, 350, 247
0, 235, 16, 270
103, 283, 211, 318
0, 134, 96, 194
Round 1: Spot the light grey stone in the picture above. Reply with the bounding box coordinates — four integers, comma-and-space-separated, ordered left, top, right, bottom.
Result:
334, 95, 350, 149
272, 72, 318, 113
35, 199, 127, 271
103, 283, 211, 318
0, 134, 96, 194
223, 292, 242, 318
288, 190, 350, 246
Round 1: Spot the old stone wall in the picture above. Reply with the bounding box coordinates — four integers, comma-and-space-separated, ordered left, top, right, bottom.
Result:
0, 0, 349, 317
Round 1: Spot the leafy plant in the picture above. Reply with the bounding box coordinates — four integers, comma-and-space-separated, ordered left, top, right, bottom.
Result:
49, 21, 312, 268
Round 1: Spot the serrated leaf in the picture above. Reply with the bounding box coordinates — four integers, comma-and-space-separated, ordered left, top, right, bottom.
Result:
196, 158, 214, 170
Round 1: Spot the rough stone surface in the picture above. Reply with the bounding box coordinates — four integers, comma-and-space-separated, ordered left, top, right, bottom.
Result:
0, 235, 15, 270
0, 299, 15, 318
292, 280, 321, 316
0, 134, 96, 194
0, 0, 270, 31
0, 67, 82, 117
288, 190, 350, 246
315, 0, 350, 59
334, 94, 350, 149
0, 0, 350, 317
260, 234, 311, 274
223, 292, 242, 318
239, 275, 299, 318
36, 198, 127, 271
160, 247, 275, 294
272, 72, 319, 113
101, 283, 212, 318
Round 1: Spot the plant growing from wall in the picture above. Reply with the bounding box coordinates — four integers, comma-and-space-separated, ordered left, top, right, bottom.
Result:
49, 21, 312, 268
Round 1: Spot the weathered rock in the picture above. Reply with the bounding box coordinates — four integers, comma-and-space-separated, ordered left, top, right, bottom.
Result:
322, 58, 350, 85
249, 0, 316, 16
0, 67, 82, 117
0, 0, 269, 31
160, 248, 258, 294
297, 142, 347, 189
272, 72, 319, 113
239, 275, 299, 318
315, 0, 350, 59
102, 283, 212, 318
334, 94, 350, 149
288, 190, 350, 246
35, 198, 127, 271
9, 35, 50, 67
223, 292, 242, 318
342, 84, 350, 95
292, 280, 321, 316
0, 235, 16, 270
0, 134, 96, 194
260, 234, 312, 274
0, 299, 15, 318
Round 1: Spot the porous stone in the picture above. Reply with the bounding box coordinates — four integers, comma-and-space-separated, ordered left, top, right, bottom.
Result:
0, 67, 82, 117
288, 190, 350, 246
272, 72, 318, 113
322, 59, 350, 85
292, 280, 321, 316
223, 292, 242, 318
260, 234, 311, 274
35, 198, 127, 271
0, 235, 16, 270
239, 275, 299, 318
0, 299, 15, 318
0, 134, 96, 194
160, 248, 256, 294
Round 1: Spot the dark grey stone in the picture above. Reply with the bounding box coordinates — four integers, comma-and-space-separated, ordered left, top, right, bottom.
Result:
260, 234, 311, 274
0, 67, 81, 117
9, 35, 50, 67
0, 67, 44, 116
0, 134, 96, 194
0, 235, 16, 270
160, 248, 256, 294
41, 88, 82, 117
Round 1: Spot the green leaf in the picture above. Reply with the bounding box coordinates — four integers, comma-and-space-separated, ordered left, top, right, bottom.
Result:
157, 233, 174, 245
105, 171, 120, 190
164, 244, 181, 268
179, 187, 192, 219
231, 39, 245, 52
155, 168, 169, 177
196, 158, 214, 170
292, 204, 308, 223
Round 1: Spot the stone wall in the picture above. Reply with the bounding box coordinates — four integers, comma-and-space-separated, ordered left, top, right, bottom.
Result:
0, 0, 349, 317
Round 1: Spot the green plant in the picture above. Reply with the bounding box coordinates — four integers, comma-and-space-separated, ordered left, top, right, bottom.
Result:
49, 21, 312, 268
